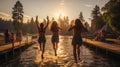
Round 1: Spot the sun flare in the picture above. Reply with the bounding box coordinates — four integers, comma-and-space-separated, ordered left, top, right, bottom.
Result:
55, 10, 65, 19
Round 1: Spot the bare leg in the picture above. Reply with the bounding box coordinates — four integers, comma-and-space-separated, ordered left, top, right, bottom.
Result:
55, 42, 58, 56
77, 45, 80, 60
42, 42, 45, 55
39, 43, 41, 51
41, 42, 45, 59
53, 42, 57, 56
73, 45, 77, 63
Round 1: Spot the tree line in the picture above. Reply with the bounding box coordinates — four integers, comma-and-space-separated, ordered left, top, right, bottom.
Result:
91, 0, 120, 35
0, 0, 120, 36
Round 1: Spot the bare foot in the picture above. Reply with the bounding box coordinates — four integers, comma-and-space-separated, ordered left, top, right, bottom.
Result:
41, 54, 44, 59
55, 52, 57, 56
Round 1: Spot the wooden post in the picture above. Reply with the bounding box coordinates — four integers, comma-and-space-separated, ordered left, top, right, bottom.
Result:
19, 46, 22, 53
26, 33, 29, 44
105, 49, 108, 57
5, 52, 8, 61
12, 49, 15, 57
95, 46, 98, 53
88, 44, 91, 49
11, 33, 15, 57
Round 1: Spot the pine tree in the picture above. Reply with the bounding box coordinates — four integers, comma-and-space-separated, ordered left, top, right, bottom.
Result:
102, 0, 120, 34
30, 17, 36, 34
91, 5, 101, 19
12, 1, 24, 31
91, 5, 105, 33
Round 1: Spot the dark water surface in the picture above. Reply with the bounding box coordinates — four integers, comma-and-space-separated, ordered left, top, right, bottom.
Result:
5, 36, 120, 67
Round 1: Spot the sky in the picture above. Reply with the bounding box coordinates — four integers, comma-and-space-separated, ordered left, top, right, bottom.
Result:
0, 0, 109, 25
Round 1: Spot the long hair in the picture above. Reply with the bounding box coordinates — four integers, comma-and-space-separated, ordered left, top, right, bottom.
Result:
50, 21, 59, 32
74, 19, 83, 31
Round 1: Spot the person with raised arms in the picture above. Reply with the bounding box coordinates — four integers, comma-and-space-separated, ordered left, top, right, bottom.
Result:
35, 16, 49, 59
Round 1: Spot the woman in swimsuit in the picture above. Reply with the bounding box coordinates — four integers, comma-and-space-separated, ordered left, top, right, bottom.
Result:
36, 16, 49, 59
68, 19, 86, 63
50, 21, 61, 56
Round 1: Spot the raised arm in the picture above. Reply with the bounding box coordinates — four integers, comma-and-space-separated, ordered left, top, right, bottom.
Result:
81, 23, 87, 32
36, 21, 40, 30
44, 16, 49, 30
35, 16, 40, 30
68, 25, 74, 31
58, 27, 62, 30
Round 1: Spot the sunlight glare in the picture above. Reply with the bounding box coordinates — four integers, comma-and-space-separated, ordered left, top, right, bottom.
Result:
55, 10, 65, 19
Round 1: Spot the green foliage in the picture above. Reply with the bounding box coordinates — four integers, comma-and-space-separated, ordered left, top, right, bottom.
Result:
0, 18, 13, 32
91, 5, 101, 19
0, 18, 37, 35
91, 5, 105, 33
102, 0, 120, 34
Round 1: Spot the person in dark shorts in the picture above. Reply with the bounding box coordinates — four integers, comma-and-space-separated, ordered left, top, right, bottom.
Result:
36, 16, 49, 59
68, 19, 86, 63
50, 21, 61, 56
4, 29, 10, 43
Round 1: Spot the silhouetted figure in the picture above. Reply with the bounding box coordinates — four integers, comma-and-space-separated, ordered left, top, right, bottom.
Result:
36, 16, 49, 59
10, 32, 15, 49
16, 30, 22, 44
68, 19, 86, 63
4, 29, 10, 43
95, 30, 105, 41
50, 21, 61, 56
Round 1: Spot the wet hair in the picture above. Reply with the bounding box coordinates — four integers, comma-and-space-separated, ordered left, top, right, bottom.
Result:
50, 21, 59, 32
40, 23, 44, 28
74, 19, 82, 31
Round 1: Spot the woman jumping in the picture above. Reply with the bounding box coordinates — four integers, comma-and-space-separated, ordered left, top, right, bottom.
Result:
68, 19, 86, 63
50, 21, 61, 56
36, 16, 49, 59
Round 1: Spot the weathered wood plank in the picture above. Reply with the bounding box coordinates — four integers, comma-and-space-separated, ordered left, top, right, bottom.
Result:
83, 38, 120, 54
0, 41, 35, 54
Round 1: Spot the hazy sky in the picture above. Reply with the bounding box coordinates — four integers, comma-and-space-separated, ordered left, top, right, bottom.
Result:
0, 0, 109, 24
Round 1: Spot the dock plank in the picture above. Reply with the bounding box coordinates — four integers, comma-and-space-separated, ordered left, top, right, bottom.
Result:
0, 41, 33, 53
83, 38, 120, 54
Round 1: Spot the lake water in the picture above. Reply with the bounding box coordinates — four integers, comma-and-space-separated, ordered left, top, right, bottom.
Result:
5, 36, 120, 67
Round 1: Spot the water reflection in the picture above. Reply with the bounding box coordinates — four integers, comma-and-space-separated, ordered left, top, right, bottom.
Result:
14, 36, 120, 67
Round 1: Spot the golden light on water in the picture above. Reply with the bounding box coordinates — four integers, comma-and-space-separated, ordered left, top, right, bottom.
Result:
57, 36, 68, 57
57, 43, 63, 55
57, 36, 63, 55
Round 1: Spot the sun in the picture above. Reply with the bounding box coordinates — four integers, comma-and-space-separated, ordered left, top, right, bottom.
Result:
55, 10, 65, 19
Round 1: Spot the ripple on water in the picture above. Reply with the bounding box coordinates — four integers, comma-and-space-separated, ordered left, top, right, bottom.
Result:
17, 36, 120, 67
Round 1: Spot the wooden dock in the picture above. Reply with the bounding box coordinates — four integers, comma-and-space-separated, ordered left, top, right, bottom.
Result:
0, 41, 36, 65
0, 41, 36, 53
83, 38, 120, 58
